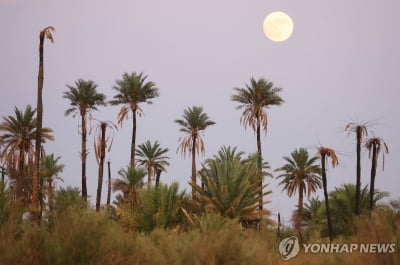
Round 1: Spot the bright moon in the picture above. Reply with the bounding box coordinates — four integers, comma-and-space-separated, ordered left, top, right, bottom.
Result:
263, 11, 294, 42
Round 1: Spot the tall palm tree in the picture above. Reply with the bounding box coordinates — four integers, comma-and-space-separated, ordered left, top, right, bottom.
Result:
345, 121, 369, 216
175, 106, 215, 197
63, 79, 106, 201
136, 140, 170, 186
109, 72, 159, 167
365, 137, 389, 212
231, 77, 284, 209
94, 121, 117, 211
32, 26, 55, 214
317, 146, 338, 242
112, 166, 146, 208
275, 148, 321, 242
0, 105, 54, 200
40, 154, 64, 212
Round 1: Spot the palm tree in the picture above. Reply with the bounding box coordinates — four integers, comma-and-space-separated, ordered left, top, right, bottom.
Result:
317, 146, 338, 242
63, 79, 106, 201
32, 26, 55, 214
40, 154, 64, 212
0, 105, 54, 200
109, 72, 159, 167
94, 121, 117, 211
112, 166, 146, 208
231, 77, 284, 209
175, 106, 215, 197
136, 140, 170, 186
275, 148, 321, 242
365, 137, 389, 212
192, 146, 272, 222
345, 121, 369, 216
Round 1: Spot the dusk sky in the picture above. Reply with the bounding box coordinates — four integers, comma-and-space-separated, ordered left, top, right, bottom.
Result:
1, 0, 399, 224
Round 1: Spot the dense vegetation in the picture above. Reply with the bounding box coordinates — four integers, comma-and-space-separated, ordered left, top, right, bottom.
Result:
0, 26, 398, 264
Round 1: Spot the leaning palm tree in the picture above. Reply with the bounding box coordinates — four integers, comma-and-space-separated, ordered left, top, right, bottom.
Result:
136, 140, 170, 186
275, 148, 322, 243
365, 137, 389, 212
175, 106, 215, 197
0, 105, 54, 200
345, 121, 369, 216
40, 154, 64, 213
109, 72, 159, 167
32, 26, 55, 214
63, 79, 106, 201
231, 77, 284, 209
317, 146, 338, 242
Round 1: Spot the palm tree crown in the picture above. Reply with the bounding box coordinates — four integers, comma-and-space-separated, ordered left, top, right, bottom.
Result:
136, 140, 170, 185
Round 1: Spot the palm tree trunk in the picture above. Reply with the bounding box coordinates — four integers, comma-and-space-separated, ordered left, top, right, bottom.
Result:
297, 186, 304, 244
31, 30, 46, 213
321, 153, 333, 242
81, 112, 88, 202
17, 149, 25, 200
355, 127, 362, 216
107, 161, 111, 205
155, 169, 161, 187
96, 123, 106, 212
191, 136, 197, 198
369, 142, 377, 212
256, 117, 263, 210
48, 178, 53, 212
130, 108, 137, 167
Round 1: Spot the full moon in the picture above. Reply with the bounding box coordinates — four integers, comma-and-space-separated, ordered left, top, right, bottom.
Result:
263, 11, 294, 42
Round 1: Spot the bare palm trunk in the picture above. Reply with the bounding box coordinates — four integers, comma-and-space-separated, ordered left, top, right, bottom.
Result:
107, 161, 111, 205
369, 142, 377, 212
81, 112, 88, 202
256, 117, 263, 210
191, 136, 197, 198
32, 30, 46, 213
155, 169, 161, 187
96, 123, 106, 212
297, 187, 304, 244
17, 149, 25, 200
355, 127, 362, 216
321, 153, 333, 242
130, 108, 137, 167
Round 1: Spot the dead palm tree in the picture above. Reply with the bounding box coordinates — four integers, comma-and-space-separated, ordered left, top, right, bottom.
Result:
317, 146, 338, 242
63, 79, 106, 201
345, 121, 369, 216
275, 148, 321, 243
175, 106, 215, 197
231, 77, 284, 209
0, 105, 54, 200
109, 72, 159, 167
136, 140, 170, 186
365, 137, 389, 212
32, 26, 55, 213
94, 121, 117, 211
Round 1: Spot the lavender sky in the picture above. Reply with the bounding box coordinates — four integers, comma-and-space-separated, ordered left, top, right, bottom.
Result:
1, 0, 399, 224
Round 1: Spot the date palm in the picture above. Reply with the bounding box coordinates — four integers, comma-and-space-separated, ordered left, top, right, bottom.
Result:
345, 121, 369, 216
136, 140, 170, 186
275, 148, 321, 242
317, 146, 338, 242
32, 26, 55, 213
109, 72, 159, 167
0, 105, 54, 200
175, 106, 215, 197
63, 79, 106, 201
112, 166, 146, 209
365, 137, 389, 212
231, 77, 284, 209
40, 154, 64, 212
